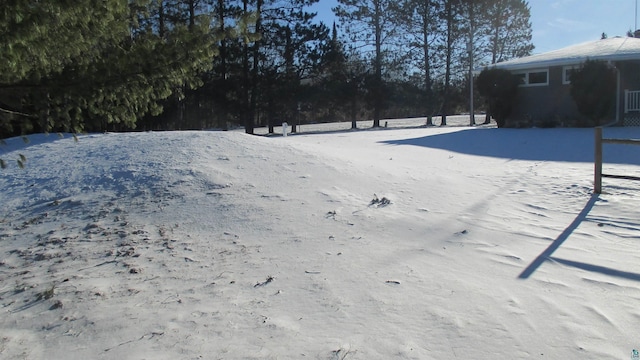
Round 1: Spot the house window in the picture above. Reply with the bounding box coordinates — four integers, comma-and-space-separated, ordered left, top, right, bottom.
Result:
514, 69, 549, 87
563, 65, 579, 85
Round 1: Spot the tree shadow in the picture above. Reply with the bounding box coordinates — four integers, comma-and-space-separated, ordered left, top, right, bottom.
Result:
260, 123, 438, 137
380, 127, 640, 164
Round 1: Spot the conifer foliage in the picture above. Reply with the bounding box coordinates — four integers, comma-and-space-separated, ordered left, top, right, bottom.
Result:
0, 0, 538, 138
476, 68, 519, 127
0, 0, 216, 136
334, 0, 403, 128
569, 60, 617, 126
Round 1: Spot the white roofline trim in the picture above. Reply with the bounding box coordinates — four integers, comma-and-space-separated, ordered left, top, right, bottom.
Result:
491, 54, 640, 71
481, 37, 640, 72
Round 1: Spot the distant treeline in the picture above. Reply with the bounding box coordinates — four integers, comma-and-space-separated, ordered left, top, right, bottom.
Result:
0, 0, 533, 138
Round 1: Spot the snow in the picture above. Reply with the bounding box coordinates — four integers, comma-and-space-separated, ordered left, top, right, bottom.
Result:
488, 36, 640, 71
1, 117, 640, 359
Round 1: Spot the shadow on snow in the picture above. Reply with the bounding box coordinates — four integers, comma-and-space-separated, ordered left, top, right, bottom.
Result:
519, 194, 640, 282
380, 127, 640, 165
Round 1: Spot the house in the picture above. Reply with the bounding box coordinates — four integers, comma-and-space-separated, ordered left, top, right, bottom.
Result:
488, 36, 640, 127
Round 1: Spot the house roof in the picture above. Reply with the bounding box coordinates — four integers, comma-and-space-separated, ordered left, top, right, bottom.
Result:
489, 36, 640, 71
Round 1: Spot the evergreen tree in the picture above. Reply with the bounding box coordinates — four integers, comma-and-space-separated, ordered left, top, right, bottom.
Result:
235, 0, 323, 134
458, 0, 488, 125
334, 0, 402, 128
316, 24, 369, 127
476, 67, 519, 127
401, 0, 442, 125
208, 0, 247, 129
485, 0, 534, 64
0, 0, 217, 137
570, 60, 617, 126
270, 19, 328, 133
439, 0, 460, 126
318, 23, 351, 124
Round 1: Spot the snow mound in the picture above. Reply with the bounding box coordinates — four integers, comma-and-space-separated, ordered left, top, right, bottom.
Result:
1, 126, 640, 359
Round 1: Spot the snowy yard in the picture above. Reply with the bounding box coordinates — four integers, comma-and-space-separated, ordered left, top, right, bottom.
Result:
1, 119, 640, 359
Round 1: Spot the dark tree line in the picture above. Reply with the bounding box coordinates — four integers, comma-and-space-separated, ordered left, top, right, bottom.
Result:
0, 0, 534, 138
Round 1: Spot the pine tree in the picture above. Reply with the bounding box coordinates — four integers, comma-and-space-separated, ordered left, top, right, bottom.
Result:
237, 0, 323, 134
485, 0, 534, 64
570, 60, 617, 126
439, 0, 459, 126
208, 0, 246, 130
477, 67, 519, 127
401, 0, 442, 125
334, 0, 402, 128
0, 0, 216, 137
458, 0, 493, 126
316, 23, 367, 128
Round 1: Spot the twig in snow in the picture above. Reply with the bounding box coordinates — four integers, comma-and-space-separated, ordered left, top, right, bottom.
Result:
332, 345, 355, 360
369, 194, 391, 208
104, 331, 165, 352
254, 276, 274, 287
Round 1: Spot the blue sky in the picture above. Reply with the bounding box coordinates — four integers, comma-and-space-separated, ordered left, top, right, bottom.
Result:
310, 0, 639, 55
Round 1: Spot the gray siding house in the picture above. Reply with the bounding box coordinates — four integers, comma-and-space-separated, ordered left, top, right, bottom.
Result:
488, 36, 640, 127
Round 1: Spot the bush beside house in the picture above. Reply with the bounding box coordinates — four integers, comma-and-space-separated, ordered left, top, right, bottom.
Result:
569, 60, 617, 126
476, 68, 520, 127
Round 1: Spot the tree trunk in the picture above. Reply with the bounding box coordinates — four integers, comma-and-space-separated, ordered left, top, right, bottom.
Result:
242, 0, 253, 134
422, 1, 433, 126
372, 0, 382, 128
468, 2, 475, 126
284, 25, 297, 133
442, 0, 453, 127
158, 1, 165, 38
188, 0, 195, 30
491, 12, 500, 64
218, 0, 228, 130
249, 0, 263, 134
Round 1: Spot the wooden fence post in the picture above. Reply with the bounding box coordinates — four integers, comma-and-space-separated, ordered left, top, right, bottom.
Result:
594, 127, 603, 194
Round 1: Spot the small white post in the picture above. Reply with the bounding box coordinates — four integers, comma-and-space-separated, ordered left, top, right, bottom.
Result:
625, 89, 629, 114
282, 122, 288, 137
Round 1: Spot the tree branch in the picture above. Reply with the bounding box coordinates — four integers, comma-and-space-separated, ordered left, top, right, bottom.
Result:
0, 105, 38, 119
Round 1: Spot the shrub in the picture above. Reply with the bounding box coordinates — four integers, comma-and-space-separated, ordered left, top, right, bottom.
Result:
476, 68, 520, 127
569, 60, 617, 126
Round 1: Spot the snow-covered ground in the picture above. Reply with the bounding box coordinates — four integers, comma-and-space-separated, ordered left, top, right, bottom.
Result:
1, 117, 640, 359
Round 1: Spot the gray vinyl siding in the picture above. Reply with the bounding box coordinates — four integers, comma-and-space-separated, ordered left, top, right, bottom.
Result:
507, 66, 584, 127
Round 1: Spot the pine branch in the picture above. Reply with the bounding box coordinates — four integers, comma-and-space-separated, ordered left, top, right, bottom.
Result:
0, 105, 38, 119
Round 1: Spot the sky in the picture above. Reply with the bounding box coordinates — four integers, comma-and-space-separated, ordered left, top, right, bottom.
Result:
310, 0, 640, 55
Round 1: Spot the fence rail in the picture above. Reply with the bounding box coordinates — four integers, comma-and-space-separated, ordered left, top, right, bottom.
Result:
625, 90, 640, 113
594, 127, 640, 193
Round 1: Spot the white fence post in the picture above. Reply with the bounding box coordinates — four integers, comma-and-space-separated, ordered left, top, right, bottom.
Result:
625, 89, 640, 113
282, 122, 288, 137
625, 89, 629, 114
